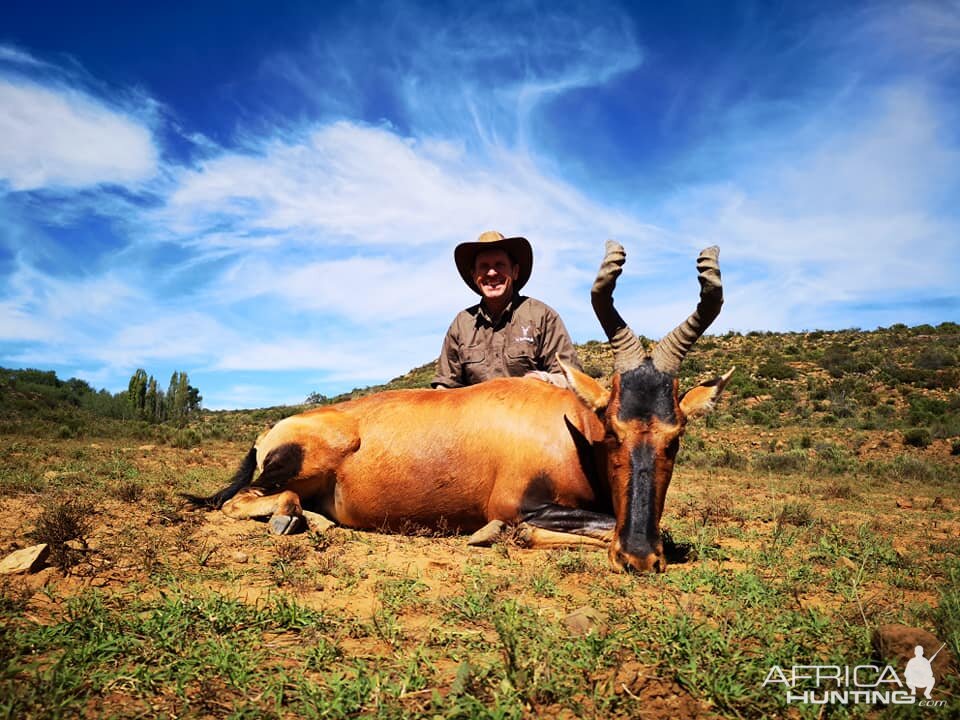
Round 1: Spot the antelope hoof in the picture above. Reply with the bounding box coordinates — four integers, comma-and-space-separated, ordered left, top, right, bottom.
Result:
513, 523, 534, 548
467, 519, 506, 547
269, 514, 304, 535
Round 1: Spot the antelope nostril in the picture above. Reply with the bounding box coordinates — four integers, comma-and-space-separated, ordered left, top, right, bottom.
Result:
610, 545, 664, 573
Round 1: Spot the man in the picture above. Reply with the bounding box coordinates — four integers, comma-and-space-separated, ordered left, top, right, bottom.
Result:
432, 231, 582, 389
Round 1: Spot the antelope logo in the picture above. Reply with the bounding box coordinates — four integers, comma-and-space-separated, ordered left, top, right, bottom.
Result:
515, 325, 535, 344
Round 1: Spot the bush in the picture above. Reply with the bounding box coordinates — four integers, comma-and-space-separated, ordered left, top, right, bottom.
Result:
812, 443, 855, 475
757, 356, 797, 380
777, 501, 816, 528
821, 344, 860, 377
952, 440, 960, 456
753, 449, 808, 473
903, 428, 932, 448
172, 427, 202, 449
915, 346, 956, 370
887, 454, 936, 481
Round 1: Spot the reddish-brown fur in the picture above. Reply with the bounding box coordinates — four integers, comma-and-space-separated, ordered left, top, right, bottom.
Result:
236, 377, 606, 532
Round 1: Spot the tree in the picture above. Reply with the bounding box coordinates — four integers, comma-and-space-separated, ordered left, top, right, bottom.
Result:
128, 369, 148, 417
166, 370, 201, 424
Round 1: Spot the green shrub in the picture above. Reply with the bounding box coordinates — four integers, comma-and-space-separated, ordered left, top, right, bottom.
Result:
886, 454, 936, 481
915, 346, 956, 370
821, 344, 860, 377
753, 449, 808, 473
777, 501, 816, 528
903, 428, 932, 448
172, 427, 202, 449
756, 356, 797, 380
812, 443, 855, 474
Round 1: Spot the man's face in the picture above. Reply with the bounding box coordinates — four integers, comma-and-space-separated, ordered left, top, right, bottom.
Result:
473, 249, 519, 303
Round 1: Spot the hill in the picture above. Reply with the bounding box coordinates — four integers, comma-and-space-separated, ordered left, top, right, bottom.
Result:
3, 323, 959, 458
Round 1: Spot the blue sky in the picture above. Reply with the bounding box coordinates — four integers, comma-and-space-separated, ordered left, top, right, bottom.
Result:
1, 1, 958, 409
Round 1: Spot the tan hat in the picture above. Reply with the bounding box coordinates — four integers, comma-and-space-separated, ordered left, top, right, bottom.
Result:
454, 231, 533, 295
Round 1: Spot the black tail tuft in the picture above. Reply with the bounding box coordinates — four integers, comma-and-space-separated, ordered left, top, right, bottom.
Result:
182, 446, 257, 509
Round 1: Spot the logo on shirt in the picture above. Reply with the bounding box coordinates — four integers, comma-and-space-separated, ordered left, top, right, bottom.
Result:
515, 325, 536, 344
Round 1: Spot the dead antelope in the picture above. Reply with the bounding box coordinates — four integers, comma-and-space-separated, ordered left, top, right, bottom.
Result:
187, 242, 732, 571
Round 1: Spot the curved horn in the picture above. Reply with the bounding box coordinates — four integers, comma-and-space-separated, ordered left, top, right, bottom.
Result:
650, 245, 723, 375
591, 240, 645, 373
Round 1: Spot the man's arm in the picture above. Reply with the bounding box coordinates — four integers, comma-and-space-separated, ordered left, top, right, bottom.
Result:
431, 321, 464, 389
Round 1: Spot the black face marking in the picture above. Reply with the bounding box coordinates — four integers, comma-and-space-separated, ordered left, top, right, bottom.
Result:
564, 415, 609, 511
254, 443, 304, 490
618, 443, 657, 556
617, 359, 677, 424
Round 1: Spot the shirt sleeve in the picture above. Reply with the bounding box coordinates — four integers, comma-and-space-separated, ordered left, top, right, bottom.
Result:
431, 319, 464, 388
539, 307, 582, 375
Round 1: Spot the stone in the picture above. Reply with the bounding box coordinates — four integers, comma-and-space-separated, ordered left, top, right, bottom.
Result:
0, 544, 49, 574
895, 497, 913, 509
231, 551, 249, 564
871, 624, 955, 684
562, 606, 607, 637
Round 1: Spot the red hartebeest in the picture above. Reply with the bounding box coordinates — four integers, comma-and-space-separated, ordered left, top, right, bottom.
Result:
187, 242, 732, 571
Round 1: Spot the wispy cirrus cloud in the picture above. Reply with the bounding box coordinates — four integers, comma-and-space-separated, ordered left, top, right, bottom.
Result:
0, 77, 159, 191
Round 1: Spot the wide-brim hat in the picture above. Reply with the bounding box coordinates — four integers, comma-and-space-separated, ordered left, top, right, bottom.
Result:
454, 231, 533, 295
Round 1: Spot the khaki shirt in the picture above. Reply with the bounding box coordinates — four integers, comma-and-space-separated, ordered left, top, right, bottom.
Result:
432, 295, 581, 388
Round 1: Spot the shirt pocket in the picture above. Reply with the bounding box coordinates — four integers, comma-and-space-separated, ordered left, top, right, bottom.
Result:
461, 346, 487, 385
505, 343, 538, 376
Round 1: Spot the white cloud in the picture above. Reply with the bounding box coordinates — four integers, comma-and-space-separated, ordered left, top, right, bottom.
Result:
0, 78, 158, 190
663, 83, 959, 332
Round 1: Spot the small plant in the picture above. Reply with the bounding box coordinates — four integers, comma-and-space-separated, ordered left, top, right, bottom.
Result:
753, 449, 808, 473
551, 550, 589, 576
112, 479, 144, 502
952, 439, 960, 456
903, 427, 932, 448
756, 356, 797, 379
29, 496, 94, 570
171, 427, 202, 449
777, 501, 816, 529
822, 481, 856, 500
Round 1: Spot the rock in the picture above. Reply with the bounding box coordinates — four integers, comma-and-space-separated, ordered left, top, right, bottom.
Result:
231, 551, 249, 564
138, 444, 156, 451
895, 497, 913, 509
562, 606, 607, 637
871, 625, 955, 684
0, 544, 49, 574
466, 519, 506, 547
301, 510, 336, 534
64, 539, 88, 552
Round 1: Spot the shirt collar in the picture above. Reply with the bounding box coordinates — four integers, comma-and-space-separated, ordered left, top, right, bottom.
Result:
477, 293, 521, 326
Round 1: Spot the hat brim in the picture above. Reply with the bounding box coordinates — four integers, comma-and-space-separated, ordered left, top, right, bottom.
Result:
454, 236, 532, 295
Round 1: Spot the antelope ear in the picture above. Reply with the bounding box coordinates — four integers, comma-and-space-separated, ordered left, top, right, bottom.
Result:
680, 367, 735, 418
558, 356, 610, 412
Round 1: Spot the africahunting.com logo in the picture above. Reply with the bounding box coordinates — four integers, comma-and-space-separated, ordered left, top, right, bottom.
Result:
762, 643, 948, 707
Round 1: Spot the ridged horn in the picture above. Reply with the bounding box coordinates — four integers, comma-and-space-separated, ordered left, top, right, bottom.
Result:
650, 245, 723, 375
591, 240, 645, 373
